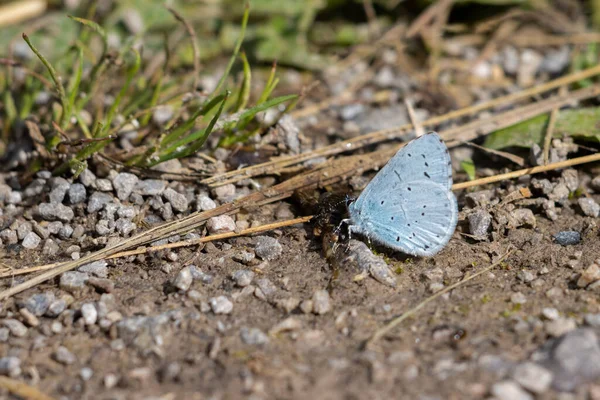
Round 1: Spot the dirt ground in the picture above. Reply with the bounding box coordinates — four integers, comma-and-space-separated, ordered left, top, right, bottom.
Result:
2, 170, 600, 399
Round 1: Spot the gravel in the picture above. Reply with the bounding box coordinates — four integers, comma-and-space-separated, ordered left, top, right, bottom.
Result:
16, 222, 32, 240
49, 177, 70, 203
59, 271, 89, 293
87, 192, 115, 213
0, 229, 17, 245
79, 169, 97, 187
553, 231, 581, 246
209, 296, 233, 314
312, 289, 332, 315
112, 172, 138, 201
68, 183, 87, 204
78, 260, 109, 278
578, 197, 600, 217
46, 299, 67, 317
115, 218, 136, 236
254, 236, 283, 261
0, 357, 21, 378
207, 215, 236, 234
81, 303, 98, 325
197, 194, 216, 211
2, 319, 28, 337
21, 231, 41, 249
54, 346, 77, 365
213, 184, 236, 202
232, 270, 255, 287
163, 188, 189, 212
134, 179, 167, 196
468, 209, 492, 239
513, 362, 553, 393
38, 202, 74, 222
491, 381, 533, 400
95, 179, 113, 192
240, 327, 269, 345
23, 292, 55, 316
173, 267, 193, 291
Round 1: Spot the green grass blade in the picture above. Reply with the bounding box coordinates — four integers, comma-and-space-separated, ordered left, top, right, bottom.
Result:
211, 2, 249, 99
234, 52, 251, 112
141, 74, 164, 126
257, 61, 277, 105
65, 47, 83, 128
235, 93, 297, 130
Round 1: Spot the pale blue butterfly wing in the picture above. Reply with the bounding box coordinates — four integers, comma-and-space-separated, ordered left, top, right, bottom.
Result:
348, 132, 458, 257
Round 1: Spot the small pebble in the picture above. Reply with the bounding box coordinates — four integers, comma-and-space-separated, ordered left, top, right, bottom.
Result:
21, 232, 41, 249
240, 327, 269, 345
553, 231, 581, 246
545, 317, 577, 337
87, 192, 115, 213
80, 367, 94, 381
54, 346, 76, 365
578, 197, 600, 217
3, 319, 28, 337
81, 303, 98, 325
578, 261, 600, 288
59, 271, 89, 293
468, 209, 492, 239
78, 260, 109, 278
206, 215, 236, 234
213, 184, 236, 202
134, 179, 167, 196
513, 362, 553, 394
68, 183, 86, 204
23, 292, 54, 316
0, 229, 17, 245
46, 299, 67, 317
254, 236, 283, 261
232, 270, 255, 287
0, 356, 21, 378
173, 267, 193, 291
209, 296, 233, 314
491, 380, 533, 400
163, 188, 189, 213
38, 203, 74, 222
112, 172, 138, 201
542, 307, 560, 320
312, 290, 332, 315
49, 177, 70, 203
196, 194, 216, 211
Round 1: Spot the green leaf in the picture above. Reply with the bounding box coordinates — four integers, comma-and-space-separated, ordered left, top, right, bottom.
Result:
484, 107, 600, 150
461, 159, 476, 181
234, 52, 251, 112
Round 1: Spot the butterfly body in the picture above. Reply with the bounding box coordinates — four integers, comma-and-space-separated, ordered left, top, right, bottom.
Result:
347, 132, 458, 257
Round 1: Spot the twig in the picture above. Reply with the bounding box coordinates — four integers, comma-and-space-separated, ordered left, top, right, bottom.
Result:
543, 86, 566, 165
404, 98, 424, 137
0, 375, 55, 400
204, 65, 600, 187
452, 152, 600, 190
365, 250, 513, 347
462, 141, 524, 167
1, 216, 312, 279
167, 6, 200, 90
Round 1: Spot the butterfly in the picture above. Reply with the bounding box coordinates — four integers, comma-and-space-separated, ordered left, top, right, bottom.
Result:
346, 132, 458, 256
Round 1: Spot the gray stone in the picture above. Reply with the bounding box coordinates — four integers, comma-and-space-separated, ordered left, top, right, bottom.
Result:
240, 327, 269, 345
23, 292, 55, 316
58, 224, 73, 239
71, 224, 85, 239
21, 232, 41, 249
46, 221, 63, 234
117, 205, 136, 219
59, 271, 89, 293
578, 197, 600, 217
312, 289, 332, 315
23, 178, 46, 198
112, 172, 138, 201
134, 179, 166, 196
0, 356, 21, 377
189, 265, 214, 284
255, 278, 278, 301
87, 192, 115, 213
38, 203, 74, 221
173, 267, 193, 291
577, 261, 600, 288
68, 183, 86, 204
541, 46, 570, 74
95, 179, 113, 192
46, 299, 67, 317
0, 328, 7, 342
3, 319, 27, 337
95, 220, 111, 235
585, 314, 600, 327
0, 229, 17, 245
81, 303, 98, 325
513, 362, 553, 394
537, 328, 600, 392
562, 169, 579, 192
209, 296, 233, 314
78, 260, 109, 278
49, 177, 70, 203
53, 346, 76, 365
79, 169, 97, 187
16, 222, 32, 240
196, 194, 216, 211
207, 215, 236, 234
491, 381, 533, 400
343, 240, 397, 287
213, 184, 236, 202
163, 188, 188, 213
553, 231, 581, 246
468, 209, 492, 238
510, 292, 527, 304
517, 270, 535, 283
542, 308, 560, 321
254, 236, 282, 261
232, 270, 254, 287
80, 367, 94, 381
152, 105, 173, 125
32, 223, 49, 239
115, 218, 136, 236
545, 318, 577, 337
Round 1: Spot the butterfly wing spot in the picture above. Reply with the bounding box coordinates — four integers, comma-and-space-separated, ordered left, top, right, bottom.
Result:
396, 236, 400, 241
408, 153, 412, 157
380, 200, 385, 205
407, 187, 412, 191
421, 154, 426, 158
424, 172, 431, 179
425, 162, 429, 167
